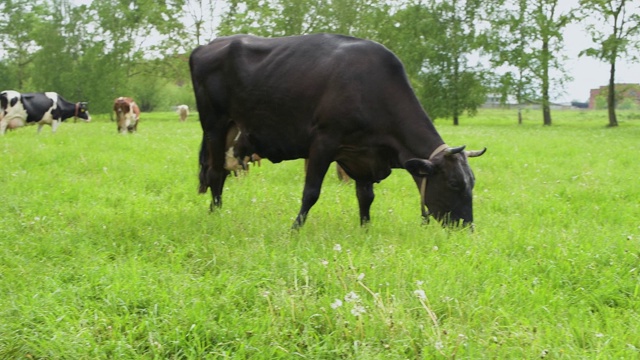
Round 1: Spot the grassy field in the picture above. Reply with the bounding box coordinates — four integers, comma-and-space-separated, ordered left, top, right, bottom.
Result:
1, 109, 639, 359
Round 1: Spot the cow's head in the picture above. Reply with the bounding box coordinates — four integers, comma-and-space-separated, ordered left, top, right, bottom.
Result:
405, 145, 486, 227
75, 102, 91, 122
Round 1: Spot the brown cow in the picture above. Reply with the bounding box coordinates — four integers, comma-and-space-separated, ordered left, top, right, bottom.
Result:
113, 97, 140, 134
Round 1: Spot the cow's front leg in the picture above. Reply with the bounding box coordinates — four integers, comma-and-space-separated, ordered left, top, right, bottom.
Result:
293, 155, 332, 229
355, 181, 374, 225
51, 120, 60, 133
37, 123, 45, 133
0, 120, 7, 135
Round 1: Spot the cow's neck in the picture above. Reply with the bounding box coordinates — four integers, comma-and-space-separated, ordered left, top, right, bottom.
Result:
396, 114, 446, 162
56, 99, 76, 120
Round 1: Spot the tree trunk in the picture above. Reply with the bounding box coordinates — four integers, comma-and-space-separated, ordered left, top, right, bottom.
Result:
518, 107, 522, 125
542, 39, 552, 126
607, 59, 619, 127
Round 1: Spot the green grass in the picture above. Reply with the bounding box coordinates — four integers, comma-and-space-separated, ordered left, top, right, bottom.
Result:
1, 109, 639, 358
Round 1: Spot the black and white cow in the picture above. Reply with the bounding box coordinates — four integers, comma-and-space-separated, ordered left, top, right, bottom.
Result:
0, 90, 91, 135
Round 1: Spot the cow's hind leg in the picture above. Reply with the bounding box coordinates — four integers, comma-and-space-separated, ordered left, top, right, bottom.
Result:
199, 131, 229, 211
355, 181, 375, 225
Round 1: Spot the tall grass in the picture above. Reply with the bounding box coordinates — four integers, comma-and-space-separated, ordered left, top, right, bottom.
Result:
1, 109, 639, 358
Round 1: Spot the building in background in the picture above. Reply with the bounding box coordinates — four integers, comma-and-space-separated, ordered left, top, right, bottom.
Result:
589, 84, 640, 109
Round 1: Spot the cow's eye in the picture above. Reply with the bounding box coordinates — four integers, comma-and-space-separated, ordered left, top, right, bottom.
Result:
448, 181, 461, 190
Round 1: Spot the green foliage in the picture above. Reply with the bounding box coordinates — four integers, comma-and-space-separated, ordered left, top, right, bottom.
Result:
0, 0, 47, 89
218, 0, 392, 39
1, 110, 640, 358
595, 95, 608, 109
391, 0, 493, 124
619, 97, 639, 110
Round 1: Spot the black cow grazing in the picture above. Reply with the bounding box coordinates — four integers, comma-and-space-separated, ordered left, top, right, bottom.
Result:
190, 34, 486, 228
0, 90, 91, 135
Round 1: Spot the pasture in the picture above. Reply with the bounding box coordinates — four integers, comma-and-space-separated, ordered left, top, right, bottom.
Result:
1, 109, 639, 358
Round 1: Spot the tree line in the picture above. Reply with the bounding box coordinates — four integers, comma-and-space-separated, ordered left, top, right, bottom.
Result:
1, 0, 638, 126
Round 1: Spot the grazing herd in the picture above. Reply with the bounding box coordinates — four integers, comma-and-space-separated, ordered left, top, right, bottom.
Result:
2, 34, 486, 228
0, 91, 189, 135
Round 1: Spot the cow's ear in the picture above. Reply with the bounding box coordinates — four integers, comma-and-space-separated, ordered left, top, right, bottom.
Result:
404, 158, 436, 177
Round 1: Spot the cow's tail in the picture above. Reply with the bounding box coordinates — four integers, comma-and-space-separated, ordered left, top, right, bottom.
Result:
198, 134, 210, 194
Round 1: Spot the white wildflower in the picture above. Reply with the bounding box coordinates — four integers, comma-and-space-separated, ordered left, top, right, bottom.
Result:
321, 259, 329, 266
333, 244, 342, 252
331, 299, 343, 309
357, 273, 365, 281
351, 304, 366, 317
414, 289, 427, 300
434, 341, 444, 351
344, 291, 360, 303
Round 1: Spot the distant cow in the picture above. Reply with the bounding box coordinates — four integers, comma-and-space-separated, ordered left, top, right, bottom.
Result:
224, 124, 261, 176
190, 34, 486, 228
0, 90, 91, 135
113, 97, 140, 133
177, 105, 189, 122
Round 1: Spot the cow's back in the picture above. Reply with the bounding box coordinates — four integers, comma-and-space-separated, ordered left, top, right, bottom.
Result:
190, 34, 416, 162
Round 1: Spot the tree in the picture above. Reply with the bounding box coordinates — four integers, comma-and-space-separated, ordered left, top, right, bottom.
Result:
489, 0, 575, 126
28, 0, 93, 99
392, 0, 493, 125
531, 0, 574, 126
184, 0, 224, 46
487, 0, 539, 124
579, 0, 640, 127
0, 0, 46, 89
